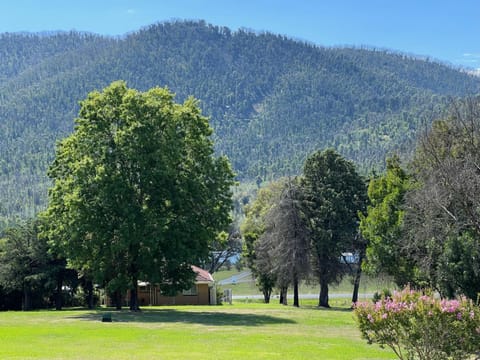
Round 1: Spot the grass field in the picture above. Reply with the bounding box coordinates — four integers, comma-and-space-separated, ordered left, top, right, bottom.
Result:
213, 268, 396, 299
0, 303, 395, 359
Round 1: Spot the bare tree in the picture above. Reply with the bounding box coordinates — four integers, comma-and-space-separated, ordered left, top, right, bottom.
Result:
404, 96, 480, 299
255, 178, 311, 307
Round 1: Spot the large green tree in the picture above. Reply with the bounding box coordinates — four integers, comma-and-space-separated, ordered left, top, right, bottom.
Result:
359, 156, 416, 286
302, 149, 366, 307
43, 81, 235, 310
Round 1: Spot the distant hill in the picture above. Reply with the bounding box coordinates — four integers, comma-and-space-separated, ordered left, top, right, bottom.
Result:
1, 20, 480, 226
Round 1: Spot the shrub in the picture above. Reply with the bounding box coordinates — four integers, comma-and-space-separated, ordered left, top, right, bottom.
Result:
354, 286, 480, 360
372, 288, 392, 303
215, 285, 223, 305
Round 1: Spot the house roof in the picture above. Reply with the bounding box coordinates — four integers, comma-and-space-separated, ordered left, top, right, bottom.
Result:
191, 265, 214, 283
137, 266, 214, 287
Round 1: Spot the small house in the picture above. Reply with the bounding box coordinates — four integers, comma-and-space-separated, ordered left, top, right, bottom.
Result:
136, 265, 216, 306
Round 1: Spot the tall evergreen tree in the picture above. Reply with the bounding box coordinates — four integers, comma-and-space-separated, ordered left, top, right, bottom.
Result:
302, 149, 366, 307
359, 156, 416, 287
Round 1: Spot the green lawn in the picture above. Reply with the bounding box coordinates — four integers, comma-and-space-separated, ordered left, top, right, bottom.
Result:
0, 304, 395, 359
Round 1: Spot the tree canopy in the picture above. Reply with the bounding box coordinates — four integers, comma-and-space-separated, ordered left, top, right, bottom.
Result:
403, 97, 480, 298
42, 81, 235, 310
359, 97, 480, 301
302, 149, 367, 307
359, 156, 416, 286
242, 150, 366, 307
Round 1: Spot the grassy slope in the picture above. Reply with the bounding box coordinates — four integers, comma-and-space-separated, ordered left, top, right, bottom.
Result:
0, 304, 395, 359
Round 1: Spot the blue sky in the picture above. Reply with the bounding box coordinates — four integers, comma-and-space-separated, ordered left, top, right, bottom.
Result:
1, 0, 479, 70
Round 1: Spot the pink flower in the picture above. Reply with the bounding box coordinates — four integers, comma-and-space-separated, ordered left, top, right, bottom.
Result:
440, 299, 460, 313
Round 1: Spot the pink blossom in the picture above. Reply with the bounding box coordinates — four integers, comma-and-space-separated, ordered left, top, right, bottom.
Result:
440, 299, 460, 313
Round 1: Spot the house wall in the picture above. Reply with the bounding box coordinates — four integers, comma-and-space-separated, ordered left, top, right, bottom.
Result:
137, 283, 211, 306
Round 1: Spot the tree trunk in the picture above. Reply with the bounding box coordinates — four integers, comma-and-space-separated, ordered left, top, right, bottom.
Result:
293, 277, 299, 307
23, 287, 32, 311
319, 282, 330, 308
55, 275, 63, 310
129, 277, 140, 311
113, 290, 122, 310
279, 286, 288, 305
263, 289, 271, 304
85, 279, 94, 309
351, 251, 364, 305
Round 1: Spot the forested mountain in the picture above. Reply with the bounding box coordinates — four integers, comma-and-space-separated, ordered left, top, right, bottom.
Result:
1, 20, 480, 226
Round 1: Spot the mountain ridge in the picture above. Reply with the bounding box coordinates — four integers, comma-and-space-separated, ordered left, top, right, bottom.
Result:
1, 20, 480, 225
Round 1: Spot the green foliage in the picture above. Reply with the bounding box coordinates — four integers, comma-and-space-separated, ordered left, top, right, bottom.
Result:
42, 81, 235, 309
302, 149, 367, 307
437, 232, 480, 300
1, 21, 480, 223
241, 179, 286, 302
403, 97, 480, 298
0, 219, 71, 310
360, 156, 416, 286
242, 150, 367, 306
372, 289, 392, 304
355, 286, 480, 360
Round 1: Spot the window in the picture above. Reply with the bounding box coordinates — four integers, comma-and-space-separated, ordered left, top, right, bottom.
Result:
182, 285, 197, 296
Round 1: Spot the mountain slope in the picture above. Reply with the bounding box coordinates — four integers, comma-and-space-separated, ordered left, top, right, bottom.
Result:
1, 20, 480, 225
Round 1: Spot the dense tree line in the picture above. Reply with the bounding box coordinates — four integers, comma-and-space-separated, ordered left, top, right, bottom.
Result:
242, 149, 366, 307
361, 97, 480, 300
0, 219, 84, 310
244, 98, 480, 307
1, 20, 480, 226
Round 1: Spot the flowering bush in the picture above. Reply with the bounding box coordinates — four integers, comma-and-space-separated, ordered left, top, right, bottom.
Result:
354, 287, 480, 360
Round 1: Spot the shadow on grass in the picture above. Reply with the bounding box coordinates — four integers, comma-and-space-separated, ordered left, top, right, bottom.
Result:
69, 308, 296, 326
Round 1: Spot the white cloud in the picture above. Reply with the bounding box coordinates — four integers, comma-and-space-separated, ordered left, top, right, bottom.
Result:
126, 9, 136, 15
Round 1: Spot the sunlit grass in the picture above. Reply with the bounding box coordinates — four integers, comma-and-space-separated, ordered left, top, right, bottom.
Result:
0, 303, 396, 359
214, 268, 396, 299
